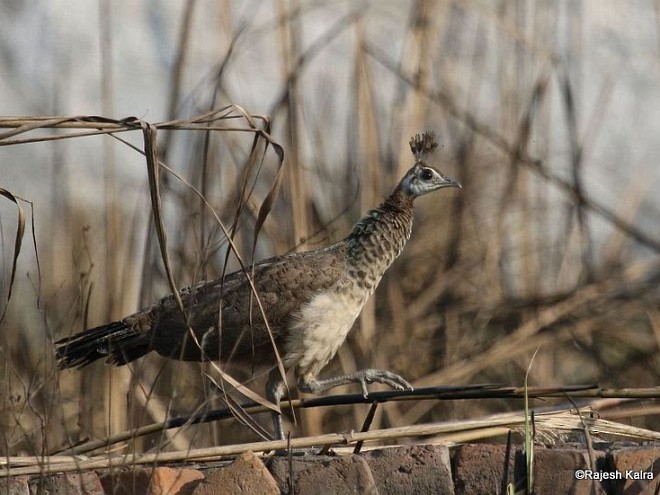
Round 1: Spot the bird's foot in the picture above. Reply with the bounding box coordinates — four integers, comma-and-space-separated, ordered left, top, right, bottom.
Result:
353, 368, 413, 398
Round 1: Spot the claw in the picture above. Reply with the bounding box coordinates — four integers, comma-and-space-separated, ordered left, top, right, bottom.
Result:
356, 369, 412, 397
298, 368, 413, 401
360, 380, 369, 398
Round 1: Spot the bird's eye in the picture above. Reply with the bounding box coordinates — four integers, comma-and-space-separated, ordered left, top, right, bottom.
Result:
420, 168, 434, 181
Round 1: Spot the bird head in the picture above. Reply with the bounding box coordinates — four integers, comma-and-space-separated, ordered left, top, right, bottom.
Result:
398, 131, 461, 198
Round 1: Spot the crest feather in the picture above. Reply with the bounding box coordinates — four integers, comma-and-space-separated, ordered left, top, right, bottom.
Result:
409, 131, 438, 162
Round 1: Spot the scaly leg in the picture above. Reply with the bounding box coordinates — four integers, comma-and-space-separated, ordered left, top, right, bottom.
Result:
266, 368, 287, 440
298, 368, 413, 398
267, 368, 413, 440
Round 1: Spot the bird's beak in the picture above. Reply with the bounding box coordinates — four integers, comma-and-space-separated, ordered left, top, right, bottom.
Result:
441, 175, 462, 189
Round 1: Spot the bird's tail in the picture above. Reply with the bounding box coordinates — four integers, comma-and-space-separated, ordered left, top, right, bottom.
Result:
55, 320, 150, 369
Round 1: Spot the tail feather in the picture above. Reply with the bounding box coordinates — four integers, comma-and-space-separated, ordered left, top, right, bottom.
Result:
56, 320, 150, 369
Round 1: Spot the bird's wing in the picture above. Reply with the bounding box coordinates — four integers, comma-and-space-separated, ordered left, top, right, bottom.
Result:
217, 247, 347, 332
148, 246, 347, 350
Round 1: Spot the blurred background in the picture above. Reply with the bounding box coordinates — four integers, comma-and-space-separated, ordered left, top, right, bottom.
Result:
1, 0, 660, 456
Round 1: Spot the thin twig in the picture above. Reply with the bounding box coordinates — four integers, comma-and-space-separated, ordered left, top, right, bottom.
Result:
53, 383, 660, 456
7, 406, 660, 478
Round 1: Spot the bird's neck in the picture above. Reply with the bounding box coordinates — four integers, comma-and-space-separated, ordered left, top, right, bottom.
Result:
345, 190, 414, 292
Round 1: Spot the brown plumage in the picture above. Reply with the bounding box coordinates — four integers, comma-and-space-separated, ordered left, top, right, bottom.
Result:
55, 131, 461, 439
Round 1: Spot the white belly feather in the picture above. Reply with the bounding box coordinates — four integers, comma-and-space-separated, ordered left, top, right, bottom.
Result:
283, 290, 365, 376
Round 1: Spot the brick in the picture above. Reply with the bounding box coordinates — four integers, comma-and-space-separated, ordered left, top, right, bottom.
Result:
99, 468, 152, 495
0, 476, 29, 495
364, 445, 454, 495
193, 451, 278, 495
149, 467, 204, 495
28, 472, 104, 494
269, 454, 377, 495
518, 448, 607, 495
610, 446, 660, 495
453, 443, 514, 495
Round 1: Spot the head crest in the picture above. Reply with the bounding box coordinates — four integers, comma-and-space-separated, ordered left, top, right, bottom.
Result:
409, 131, 438, 162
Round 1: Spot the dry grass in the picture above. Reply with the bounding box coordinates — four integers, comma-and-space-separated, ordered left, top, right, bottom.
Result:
1, 1, 660, 468
5, 403, 660, 478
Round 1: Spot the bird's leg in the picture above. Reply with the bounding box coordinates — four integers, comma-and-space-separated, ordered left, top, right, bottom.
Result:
266, 369, 316, 455
266, 368, 286, 440
298, 368, 413, 398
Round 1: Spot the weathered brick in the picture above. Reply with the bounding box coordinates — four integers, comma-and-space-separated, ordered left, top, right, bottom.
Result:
453, 443, 514, 495
610, 446, 660, 495
28, 472, 104, 494
364, 445, 454, 495
1, 476, 29, 495
98, 468, 152, 495
269, 453, 377, 495
149, 467, 204, 495
193, 451, 278, 495
518, 448, 607, 495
